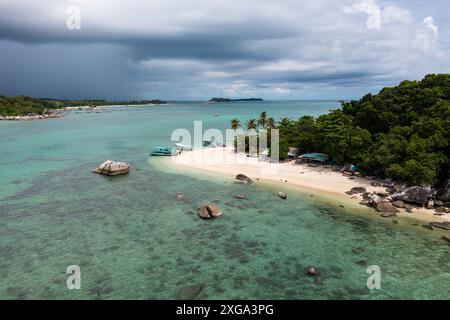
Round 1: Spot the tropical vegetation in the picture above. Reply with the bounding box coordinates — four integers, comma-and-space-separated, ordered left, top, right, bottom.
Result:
0, 95, 166, 116
230, 74, 450, 186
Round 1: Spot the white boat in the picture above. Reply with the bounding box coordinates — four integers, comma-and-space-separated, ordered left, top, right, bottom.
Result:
175, 143, 192, 151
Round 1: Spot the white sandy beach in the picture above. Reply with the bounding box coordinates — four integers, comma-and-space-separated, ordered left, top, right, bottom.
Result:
166, 147, 449, 223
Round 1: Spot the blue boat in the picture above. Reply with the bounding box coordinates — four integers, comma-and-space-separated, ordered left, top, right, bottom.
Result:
151, 147, 180, 156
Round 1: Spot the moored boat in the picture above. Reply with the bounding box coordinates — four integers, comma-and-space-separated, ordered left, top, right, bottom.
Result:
151, 147, 180, 156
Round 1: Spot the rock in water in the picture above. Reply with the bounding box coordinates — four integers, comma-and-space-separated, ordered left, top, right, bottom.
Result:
369, 194, 399, 213
381, 212, 397, 218
197, 206, 211, 219
207, 204, 223, 218
178, 284, 204, 300
442, 236, 450, 244
197, 204, 223, 219
278, 192, 287, 200
93, 160, 130, 176
373, 200, 400, 213
235, 194, 246, 199
307, 267, 319, 276
392, 201, 405, 208
345, 187, 367, 195
391, 186, 432, 205
175, 194, 185, 201
236, 174, 253, 184
428, 222, 450, 231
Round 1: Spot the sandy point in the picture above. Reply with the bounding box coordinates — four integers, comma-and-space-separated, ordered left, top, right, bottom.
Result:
162, 147, 449, 223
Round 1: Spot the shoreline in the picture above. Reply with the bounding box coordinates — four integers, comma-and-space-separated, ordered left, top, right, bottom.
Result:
0, 103, 169, 121
158, 147, 449, 224
0, 110, 65, 121
65, 103, 168, 110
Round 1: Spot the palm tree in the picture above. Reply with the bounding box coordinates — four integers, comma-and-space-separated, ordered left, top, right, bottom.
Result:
267, 117, 277, 129
246, 119, 257, 130
230, 118, 241, 130
258, 111, 267, 128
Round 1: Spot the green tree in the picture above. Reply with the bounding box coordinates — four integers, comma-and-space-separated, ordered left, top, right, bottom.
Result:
246, 119, 257, 130
258, 111, 267, 128
230, 118, 241, 130
267, 117, 277, 129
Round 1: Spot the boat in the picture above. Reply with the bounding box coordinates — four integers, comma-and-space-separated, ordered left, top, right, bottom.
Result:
203, 140, 212, 147
278, 192, 287, 200
151, 147, 180, 156
175, 143, 192, 151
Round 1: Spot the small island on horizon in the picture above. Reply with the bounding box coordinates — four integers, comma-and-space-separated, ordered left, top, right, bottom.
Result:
208, 97, 264, 103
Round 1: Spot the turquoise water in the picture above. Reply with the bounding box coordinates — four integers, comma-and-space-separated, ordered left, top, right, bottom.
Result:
0, 101, 449, 300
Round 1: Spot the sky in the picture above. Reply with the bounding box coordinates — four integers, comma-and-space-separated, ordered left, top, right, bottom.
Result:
0, 0, 449, 100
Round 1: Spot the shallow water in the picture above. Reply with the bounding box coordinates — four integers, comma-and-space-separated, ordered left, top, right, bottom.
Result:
0, 101, 449, 300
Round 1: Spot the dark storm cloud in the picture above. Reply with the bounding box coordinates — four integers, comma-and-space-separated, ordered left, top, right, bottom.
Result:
0, 0, 449, 99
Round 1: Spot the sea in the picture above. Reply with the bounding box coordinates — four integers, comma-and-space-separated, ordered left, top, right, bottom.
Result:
0, 100, 449, 299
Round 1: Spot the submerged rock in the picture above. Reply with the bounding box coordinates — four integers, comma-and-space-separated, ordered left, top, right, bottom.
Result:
197, 204, 223, 219
391, 186, 432, 205
442, 236, 450, 244
356, 260, 368, 266
93, 160, 130, 176
381, 212, 397, 218
428, 222, 450, 230
178, 284, 204, 300
307, 267, 319, 276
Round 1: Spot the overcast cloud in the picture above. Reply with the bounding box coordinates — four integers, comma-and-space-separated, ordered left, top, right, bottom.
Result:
0, 0, 449, 100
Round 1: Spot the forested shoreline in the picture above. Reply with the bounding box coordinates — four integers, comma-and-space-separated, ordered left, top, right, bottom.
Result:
231, 74, 449, 186
0, 95, 166, 117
